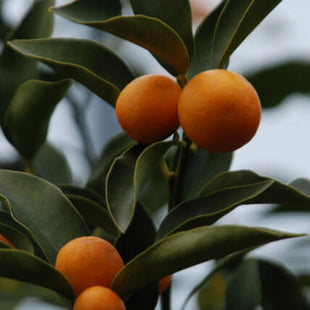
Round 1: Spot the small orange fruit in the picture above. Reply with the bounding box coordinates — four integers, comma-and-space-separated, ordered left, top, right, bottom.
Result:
73, 286, 126, 310
178, 69, 261, 152
159, 275, 172, 294
0, 234, 15, 248
116, 74, 181, 144
55, 236, 124, 297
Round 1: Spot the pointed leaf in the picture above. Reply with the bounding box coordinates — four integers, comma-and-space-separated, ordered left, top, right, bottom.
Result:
8, 38, 134, 106
3, 79, 72, 159
0, 0, 54, 123
246, 61, 310, 109
106, 141, 177, 232
210, 0, 281, 68
129, 0, 193, 57
0, 249, 73, 299
0, 170, 90, 263
51, 2, 189, 75
111, 225, 303, 297
157, 180, 273, 239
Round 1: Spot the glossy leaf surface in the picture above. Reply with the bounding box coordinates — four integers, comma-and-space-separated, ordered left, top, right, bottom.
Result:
4, 79, 72, 159
0, 249, 73, 299
8, 38, 134, 106
0, 170, 89, 263
51, 2, 189, 75
112, 225, 302, 297
106, 141, 176, 232
158, 170, 310, 239
190, 0, 281, 74
129, 0, 193, 57
0, 0, 54, 124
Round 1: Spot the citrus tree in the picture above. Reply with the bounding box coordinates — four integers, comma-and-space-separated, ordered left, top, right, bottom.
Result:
0, 0, 310, 309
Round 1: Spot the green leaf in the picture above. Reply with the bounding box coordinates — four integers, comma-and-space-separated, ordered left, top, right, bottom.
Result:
111, 225, 303, 297
33, 143, 72, 184
158, 170, 310, 239
8, 38, 134, 106
246, 61, 310, 108
190, 0, 281, 73
129, 0, 193, 58
51, 2, 189, 75
157, 180, 273, 239
0, 249, 74, 299
67, 194, 120, 245
211, 0, 281, 68
116, 204, 156, 263
188, 0, 226, 77
87, 132, 136, 195
226, 259, 261, 310
106, 141, 176, 232
178, 147, 233, 202
0, 170, 90, 263
0, 0, 54, 124
3, 79, 72, 159
0, 223, 33, 252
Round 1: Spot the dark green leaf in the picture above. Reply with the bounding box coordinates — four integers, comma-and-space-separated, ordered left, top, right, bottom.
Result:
106, 141, 176, 232
111, 225, 302, 297
51, 2, 189, 75
129, 0, 193, 58
33, 143, 72, 184
190, 0, 281, 74
0, 249, 73, 299
116, 204, 156, 263
0, 0, 54, 124
246, 61, 310, 108
157, 180, 273, 239
3, 79, 72, 159
0, 223, 33, 252
67, 194, 120, 245
87, 132, 136, 194
188, 0, 226, 77
0, 170, 90, 263
178, 147, 233, 202
182, 248, 253, 310
8, 38, 134, 106
226, 259, 261, 310
210, 0, 281, 68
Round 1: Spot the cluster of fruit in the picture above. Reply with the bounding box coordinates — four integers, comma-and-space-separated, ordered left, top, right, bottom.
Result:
116, 69, 261, 153
54, 236, 171, 309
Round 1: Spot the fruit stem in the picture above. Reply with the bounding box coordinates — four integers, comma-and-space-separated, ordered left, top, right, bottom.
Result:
168, 137, 189, 210
159, 158, 175, 181
23, 158, 34, 174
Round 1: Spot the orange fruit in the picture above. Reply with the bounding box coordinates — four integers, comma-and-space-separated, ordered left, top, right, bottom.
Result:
116, 74, 181, 144
178, 69, 261, 152
158, 275, 172, 294
0, 234, 15, 248
55, 236, 124, 297
73, 286, 126, 310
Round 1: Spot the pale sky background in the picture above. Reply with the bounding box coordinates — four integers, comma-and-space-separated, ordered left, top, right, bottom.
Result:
1, 0, 310, 309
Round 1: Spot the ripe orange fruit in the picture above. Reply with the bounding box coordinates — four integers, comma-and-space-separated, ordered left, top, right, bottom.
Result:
178, 69, 261, 152
116, 74, 181, 144
158, 275, 172, 294
0, 234, 15, 248
73, 286, 126, 310
55, 236, 124, 297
